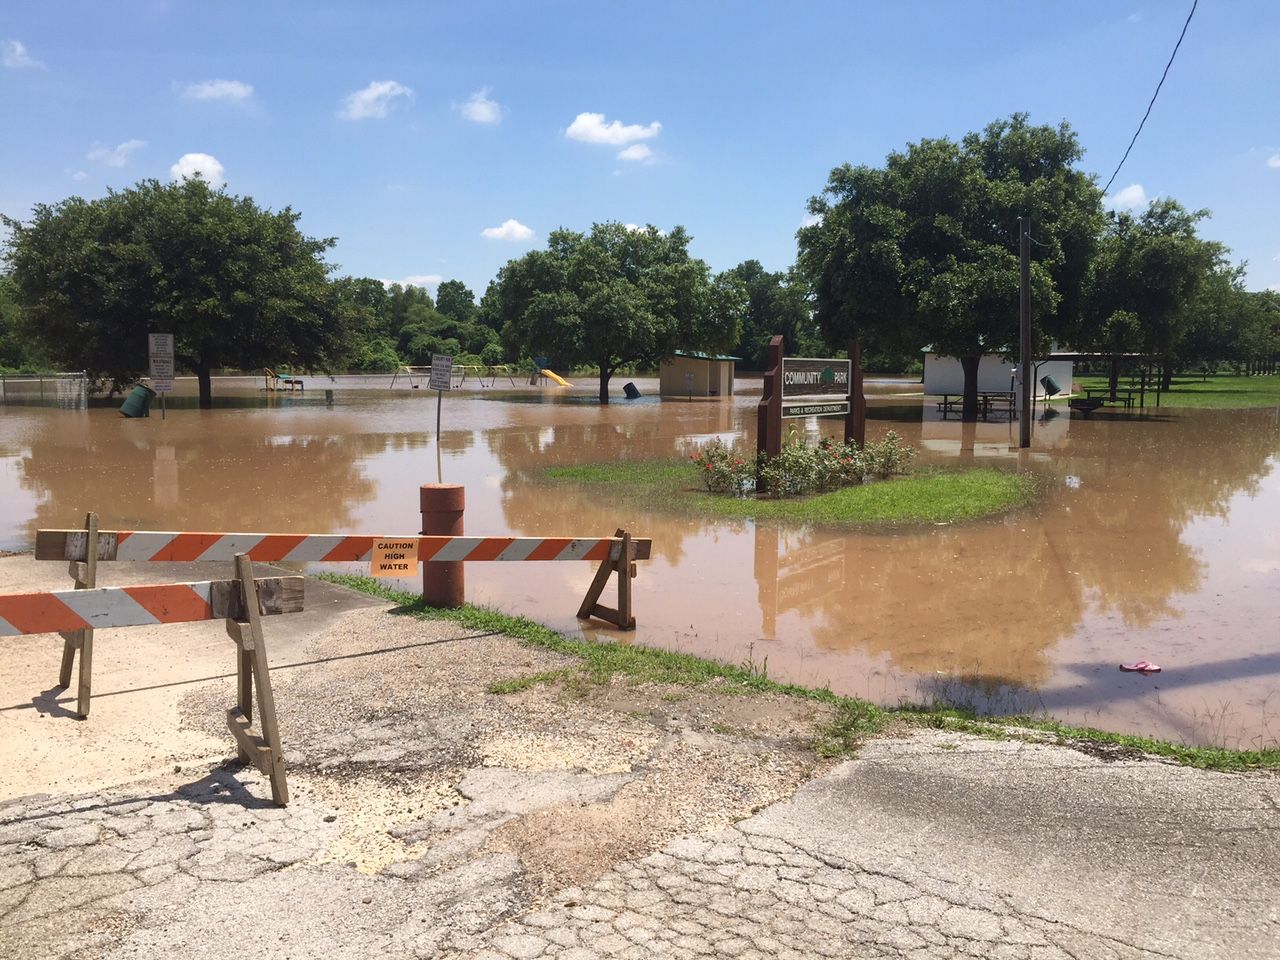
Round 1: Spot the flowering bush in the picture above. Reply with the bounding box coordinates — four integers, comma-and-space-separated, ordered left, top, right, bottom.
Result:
693, 431, 916, 499
815, 438, 866, 490
863, 430, 916, 479
690, 439, 754, 496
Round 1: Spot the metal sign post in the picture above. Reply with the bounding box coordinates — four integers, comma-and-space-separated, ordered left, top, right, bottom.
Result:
429, 354, 454, 484
148, 332, 174, 420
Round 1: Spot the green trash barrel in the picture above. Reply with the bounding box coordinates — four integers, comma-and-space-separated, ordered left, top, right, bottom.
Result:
119, 384, 157, 418
1039, 375, 1062, 397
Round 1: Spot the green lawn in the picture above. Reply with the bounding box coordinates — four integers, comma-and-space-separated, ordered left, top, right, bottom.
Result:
1066, 373, 1280, 409
541, 461, 1039, 527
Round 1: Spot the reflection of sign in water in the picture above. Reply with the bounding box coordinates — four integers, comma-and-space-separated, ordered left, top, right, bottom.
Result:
782, 401, 850, 419
152, 445, 178, 507
429, 354, 454, 391
777, 538, 846, 612
148, 333, 174, 393
781, 357, 851, 399
371, 539, 419, 577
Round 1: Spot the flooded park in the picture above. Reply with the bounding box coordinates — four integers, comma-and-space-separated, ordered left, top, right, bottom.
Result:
2, 375, 1276, 751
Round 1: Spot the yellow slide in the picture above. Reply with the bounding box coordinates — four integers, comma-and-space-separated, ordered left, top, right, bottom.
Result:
541, 369, 570, 387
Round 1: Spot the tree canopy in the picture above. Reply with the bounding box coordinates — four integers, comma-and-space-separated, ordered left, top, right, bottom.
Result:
726, 260, 818, 369
797, 113, 1104, 419
487, 222, 746, 402
3, 177, 359, 407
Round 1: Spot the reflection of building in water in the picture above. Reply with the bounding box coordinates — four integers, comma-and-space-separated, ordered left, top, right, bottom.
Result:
919, 405, 1071, 458
152, 445, 178, 507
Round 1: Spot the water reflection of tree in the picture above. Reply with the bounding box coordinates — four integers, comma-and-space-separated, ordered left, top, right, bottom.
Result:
17, 419, 396, 536
798, 409, 1277, 684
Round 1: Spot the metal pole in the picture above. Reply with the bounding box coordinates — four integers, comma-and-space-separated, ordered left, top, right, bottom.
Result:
435, 389, 444, 484
1018, 217, 1032, 449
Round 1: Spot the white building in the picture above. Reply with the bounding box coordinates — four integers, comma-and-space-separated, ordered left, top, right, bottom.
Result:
922, 349, 1074, 400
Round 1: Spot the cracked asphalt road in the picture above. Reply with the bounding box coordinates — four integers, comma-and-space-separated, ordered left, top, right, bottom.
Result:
1, 565, 1277, 959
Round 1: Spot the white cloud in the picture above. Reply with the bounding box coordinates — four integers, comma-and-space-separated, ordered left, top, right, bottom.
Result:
2, 40, 44, 70
1105, 183, 1149, 211
481, 219, 534, 242
381, 275, 443, 292
623, 223, 666, 236
87, 139, 146, 167
459, 88, 501, 124
181, 79, 253, 103
70, 170, 87, 182
1267, 154, 1280, 169
170, 152, 226, 187
566, 112, 661, 146
338, 80, 413, 120
800, 211, 823, 228
616, 143, 654, 164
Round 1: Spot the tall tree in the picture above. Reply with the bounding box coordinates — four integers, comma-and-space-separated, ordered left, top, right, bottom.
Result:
435, 279, 478, 326
487, 222, 745, 403
3, 177, 358, 407
798, 114, 1103, 420
1084, 200, 1226, 390
727, 260, 817, 368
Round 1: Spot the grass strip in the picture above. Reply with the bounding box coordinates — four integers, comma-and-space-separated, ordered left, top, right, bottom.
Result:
542, 462, 1040, 527
318, 574, 1280, 772
1062, 374, 1280, 410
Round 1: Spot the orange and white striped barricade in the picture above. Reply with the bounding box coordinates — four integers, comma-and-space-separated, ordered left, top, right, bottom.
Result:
37, 524, 651, 703
2, 553, 300, 804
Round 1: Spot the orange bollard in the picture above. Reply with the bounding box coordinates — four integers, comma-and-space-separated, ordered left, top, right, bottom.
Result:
420, 484, 465, 608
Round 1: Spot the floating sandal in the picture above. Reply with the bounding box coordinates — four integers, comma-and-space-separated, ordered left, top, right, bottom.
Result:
1119, 660, 1162, 674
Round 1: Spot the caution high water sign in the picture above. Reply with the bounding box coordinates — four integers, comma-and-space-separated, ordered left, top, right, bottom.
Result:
371, 539, 419, 577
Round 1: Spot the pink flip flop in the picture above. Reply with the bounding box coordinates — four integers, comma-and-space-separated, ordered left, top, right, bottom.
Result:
1119, 660, 1161, 674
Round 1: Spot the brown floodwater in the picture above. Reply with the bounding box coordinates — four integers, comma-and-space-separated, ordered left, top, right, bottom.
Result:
2, 375, 1278, 748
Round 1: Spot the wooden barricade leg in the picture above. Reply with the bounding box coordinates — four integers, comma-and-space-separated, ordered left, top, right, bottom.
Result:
225, 554, 290, 806
56, 512, 99, 718
576, 529, 637, 630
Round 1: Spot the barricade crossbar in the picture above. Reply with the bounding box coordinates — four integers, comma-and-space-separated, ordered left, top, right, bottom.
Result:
0, 578, 303, 636
36, 531, 653, 564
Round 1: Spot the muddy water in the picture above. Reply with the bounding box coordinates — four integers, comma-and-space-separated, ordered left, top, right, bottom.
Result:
1, 376, 1277, 748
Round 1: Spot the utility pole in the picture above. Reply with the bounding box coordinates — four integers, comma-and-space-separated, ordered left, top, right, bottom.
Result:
1018, 216, 1032, 449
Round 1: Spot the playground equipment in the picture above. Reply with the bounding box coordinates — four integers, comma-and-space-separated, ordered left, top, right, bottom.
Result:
391, 364, 518, 389
541, 369, 571, 387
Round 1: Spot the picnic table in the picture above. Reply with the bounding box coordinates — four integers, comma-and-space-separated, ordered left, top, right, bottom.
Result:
935, 390, 1017, 421
1084, 387, 1137, 408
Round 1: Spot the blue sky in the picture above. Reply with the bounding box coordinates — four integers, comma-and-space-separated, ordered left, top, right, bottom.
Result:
3, 1, 1278, 298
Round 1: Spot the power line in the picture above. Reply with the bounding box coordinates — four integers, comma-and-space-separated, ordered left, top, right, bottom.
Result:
1102, 0, 1198, 195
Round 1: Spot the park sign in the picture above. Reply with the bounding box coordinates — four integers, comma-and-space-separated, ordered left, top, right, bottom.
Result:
782, 357, 851, 399
781, 357, 851, 418
429, 354, 454, 391
148, 333, 174, 393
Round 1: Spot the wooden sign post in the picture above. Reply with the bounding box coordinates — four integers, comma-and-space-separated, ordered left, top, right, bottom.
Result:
57, 512, 99, 718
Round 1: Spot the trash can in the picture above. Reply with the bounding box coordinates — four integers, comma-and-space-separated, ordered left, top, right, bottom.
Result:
119, 383, 156, 418
1039, 375, 1062, 398
623, 382, 641, 400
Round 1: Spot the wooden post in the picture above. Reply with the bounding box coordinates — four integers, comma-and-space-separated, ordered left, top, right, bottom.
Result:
225, 553, 289, 806
844, 339, 866, 449
57, 512, 99, 718
577, 529, 637, 630
756, 335, 784, 491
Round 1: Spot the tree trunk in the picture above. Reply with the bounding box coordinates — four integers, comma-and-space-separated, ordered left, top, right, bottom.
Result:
959, 356, 980, 422
1108, 357, 1120, 400
197, 360, 213, 410
1160, 361, 1173, 392
598, 366, 611, 405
